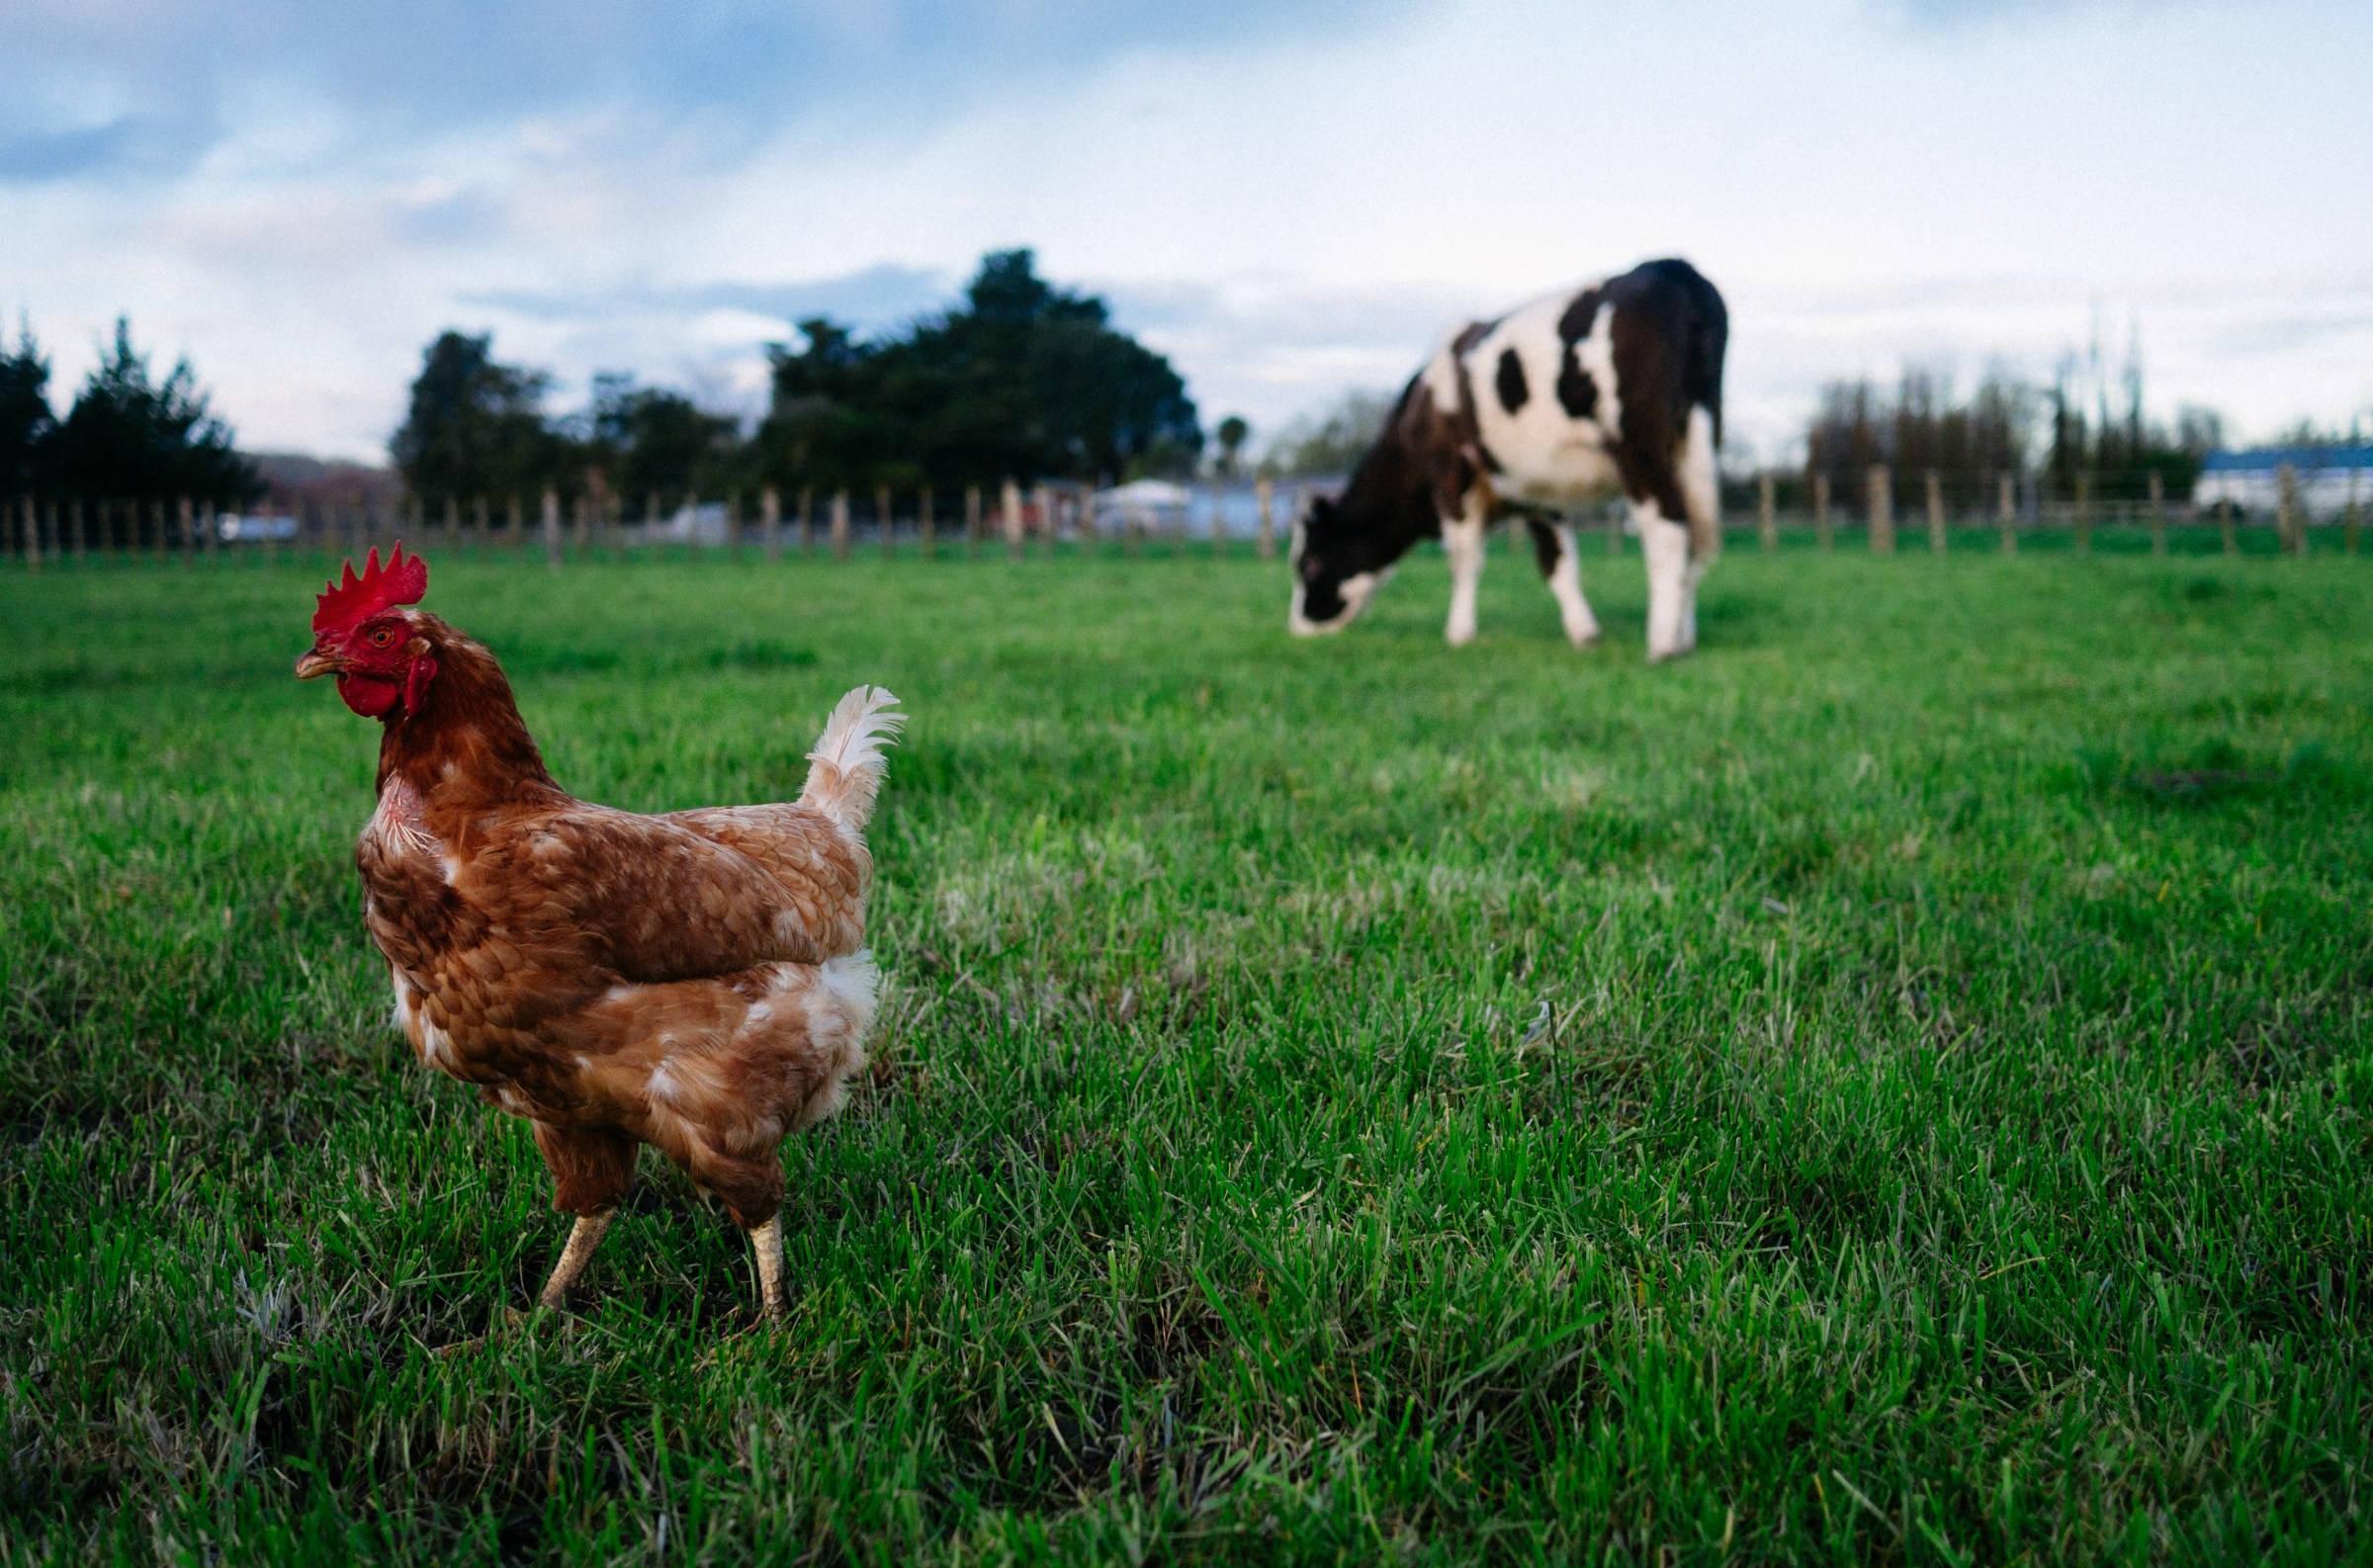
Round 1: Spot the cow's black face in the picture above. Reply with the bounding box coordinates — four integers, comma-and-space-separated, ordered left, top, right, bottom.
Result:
1289, 497, 1391, 636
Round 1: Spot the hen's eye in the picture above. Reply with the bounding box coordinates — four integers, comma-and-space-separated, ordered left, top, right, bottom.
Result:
369, 628, 395, 648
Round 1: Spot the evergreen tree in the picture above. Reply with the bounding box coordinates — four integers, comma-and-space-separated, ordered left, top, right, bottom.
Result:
0, 322, 53, 500
753, 249, 1201, 491
391, 331, 569, 507
41, 318, 258, 503
587, 374, 740, 506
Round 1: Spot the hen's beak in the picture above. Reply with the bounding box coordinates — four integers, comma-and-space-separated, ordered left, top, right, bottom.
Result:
295, 648, 340, 680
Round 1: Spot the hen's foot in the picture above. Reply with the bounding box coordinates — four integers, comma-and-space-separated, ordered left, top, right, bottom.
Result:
749, 1214, 788, 1321
537, 1209, 616, 1311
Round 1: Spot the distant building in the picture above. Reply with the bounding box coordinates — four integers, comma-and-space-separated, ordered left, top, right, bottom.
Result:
2194, 447, 2373, 516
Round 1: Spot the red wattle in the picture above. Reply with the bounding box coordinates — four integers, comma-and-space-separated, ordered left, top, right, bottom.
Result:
337, 672, 401, 719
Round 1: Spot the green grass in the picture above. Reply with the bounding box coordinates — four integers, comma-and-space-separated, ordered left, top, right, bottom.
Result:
2, 543, 2369, 1565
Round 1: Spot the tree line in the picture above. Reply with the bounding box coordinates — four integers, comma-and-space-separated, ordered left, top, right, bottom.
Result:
1800, 351, 2226, 508
0, 319, 261, 506
393, 250, 1206, 511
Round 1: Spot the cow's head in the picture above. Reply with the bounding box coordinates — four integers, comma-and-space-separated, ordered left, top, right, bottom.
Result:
1288, 495, 1394, 636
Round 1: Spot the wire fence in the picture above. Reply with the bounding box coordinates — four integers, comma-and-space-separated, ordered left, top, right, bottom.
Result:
5, 463, 2363, 571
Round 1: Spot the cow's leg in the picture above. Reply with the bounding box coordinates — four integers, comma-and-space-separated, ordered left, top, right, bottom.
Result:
1675, 405, 1721, 653
1443, 497, 1488, 647
1635, 499, 1694, 662
1526, 516, 1599, 649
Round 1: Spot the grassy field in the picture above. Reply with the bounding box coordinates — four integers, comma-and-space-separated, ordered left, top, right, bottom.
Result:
2, 539, 2369, 1565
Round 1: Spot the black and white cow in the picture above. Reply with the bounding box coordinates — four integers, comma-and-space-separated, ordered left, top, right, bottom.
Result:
1290, 259, 1726, 660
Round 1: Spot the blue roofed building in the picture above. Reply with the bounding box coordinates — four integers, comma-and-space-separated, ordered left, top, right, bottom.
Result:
2193, 446, 2373, 516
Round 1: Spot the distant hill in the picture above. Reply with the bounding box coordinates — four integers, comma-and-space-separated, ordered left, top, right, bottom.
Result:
250, 452, 404, 512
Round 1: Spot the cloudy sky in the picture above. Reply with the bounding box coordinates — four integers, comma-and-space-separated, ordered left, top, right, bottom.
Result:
5, 0, 2369, 465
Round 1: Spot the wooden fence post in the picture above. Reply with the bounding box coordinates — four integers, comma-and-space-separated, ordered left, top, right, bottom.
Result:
20, 496, 37, 572
2073, 474, 2093, 556
1867, 466, 1894, 555
1812, 474, 1832, 553
831, 490, 851, 561
2148, 470, 2166, 557
1925, 470, 1945, 555
177, 497, 195, 568
1031, 482, 1053, 559
920, 485, 936, 560
1994, 473, 2014, 554
1255, 478, 1275, 559
1757, 475, 1777, 552
762, 487, 782, 562
2220, 500, 2238, 557
725, 490, 743, 560
540, 490, 562, 567
879, 485, 896, 561
2346, 470, 2362, 557
797, 488, 814, 556
69, 498, 85, 563
1001, 479, 1023, 560
2277, 463, 2302, 556
964, 485, 982, 557
470, 494, 488, 554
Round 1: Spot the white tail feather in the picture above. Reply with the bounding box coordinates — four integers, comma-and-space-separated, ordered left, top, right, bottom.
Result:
799, 685, 904, 834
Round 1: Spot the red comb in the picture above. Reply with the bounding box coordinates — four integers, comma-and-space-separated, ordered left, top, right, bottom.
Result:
313, 543, 429, 636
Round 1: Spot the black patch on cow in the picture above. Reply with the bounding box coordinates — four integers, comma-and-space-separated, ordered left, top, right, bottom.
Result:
1524, 515, 1565, 577
1557, 362, 1598, 421
1555, 288, 1604, 421
1495, 348, 1529, 414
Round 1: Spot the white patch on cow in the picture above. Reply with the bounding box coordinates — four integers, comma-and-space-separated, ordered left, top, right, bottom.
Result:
1422, 332, 1466, 414
1680, 404, 1718, 541
1578, 301, 1623, 441
1443, 509, 1487, 647
1458, 290, 1622, 507
1545, 524, 1601, 649
1638, 505, 1694, 661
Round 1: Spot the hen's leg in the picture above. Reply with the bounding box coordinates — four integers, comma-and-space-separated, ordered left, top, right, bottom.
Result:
531, 1122, 638, 1311
748, 1215, 788, 1320
540, 1211, 615, 1308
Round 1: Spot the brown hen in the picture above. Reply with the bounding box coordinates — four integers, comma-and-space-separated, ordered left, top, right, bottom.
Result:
297, 545, 901, 1319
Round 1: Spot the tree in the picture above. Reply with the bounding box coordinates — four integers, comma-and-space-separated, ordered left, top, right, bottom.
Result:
0, 322, 52, 500
751, 249, 1201, 491
587, 375, 740, 506
391, 331, 569, 507
1261, 389, 1394, 477
1804, 368, 2036, 508
40, 318, 258, 504
1214, 414, 1250, 479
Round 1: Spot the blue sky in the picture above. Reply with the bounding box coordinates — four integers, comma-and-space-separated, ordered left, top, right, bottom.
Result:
5, 0, 2368, 463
